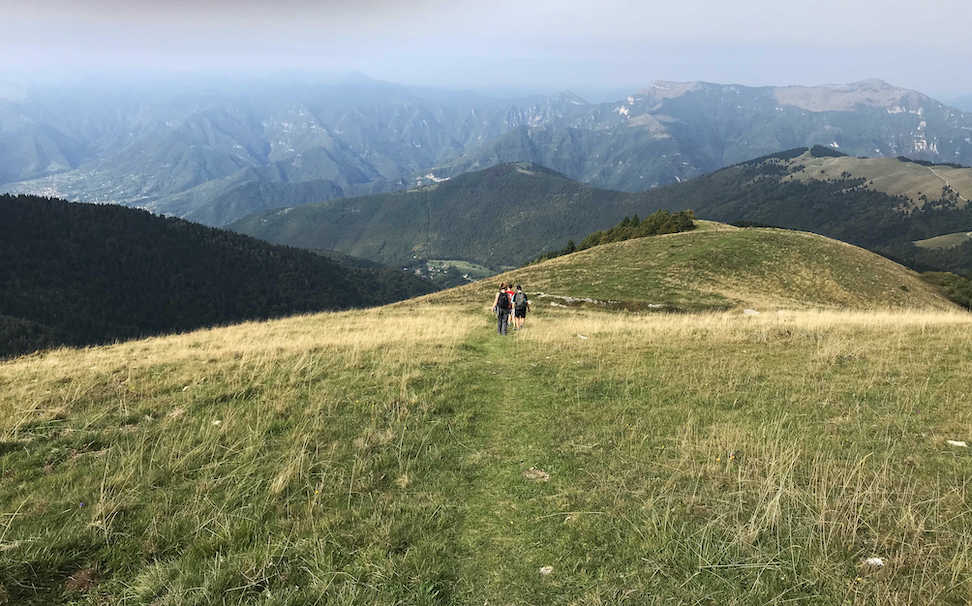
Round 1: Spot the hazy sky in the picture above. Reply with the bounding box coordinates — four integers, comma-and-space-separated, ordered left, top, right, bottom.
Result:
3, 0, 971, 98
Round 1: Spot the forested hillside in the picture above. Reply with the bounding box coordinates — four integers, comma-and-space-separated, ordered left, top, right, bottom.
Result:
0, 195, 433, 357
230, 163, 682, 270
232, 150, 972, 278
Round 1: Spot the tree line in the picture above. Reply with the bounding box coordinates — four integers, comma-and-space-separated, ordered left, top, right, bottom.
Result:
533, 210, 696, 263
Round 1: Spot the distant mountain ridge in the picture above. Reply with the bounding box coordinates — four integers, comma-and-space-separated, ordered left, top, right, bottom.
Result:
4, 77, 972, 226
951, 94, 972, 112
0, 78, 583, 225
234, 149, 972, 279
437, 79, 972, 191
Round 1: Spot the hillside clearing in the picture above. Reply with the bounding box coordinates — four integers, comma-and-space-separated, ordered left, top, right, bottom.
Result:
1, 305, 971, 604
783, 155, 972, 209
914, 231, 972, 250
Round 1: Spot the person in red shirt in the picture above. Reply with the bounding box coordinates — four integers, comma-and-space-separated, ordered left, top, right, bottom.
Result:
504, 284, 516, 328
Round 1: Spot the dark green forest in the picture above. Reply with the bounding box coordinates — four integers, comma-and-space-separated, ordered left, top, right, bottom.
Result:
918, 272, 972, 309
230, 163, 693, 270
533, 210, 696, 262
0, 195, 433, 358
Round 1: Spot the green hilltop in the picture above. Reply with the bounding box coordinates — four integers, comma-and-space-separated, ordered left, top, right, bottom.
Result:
427, 223, 956, 312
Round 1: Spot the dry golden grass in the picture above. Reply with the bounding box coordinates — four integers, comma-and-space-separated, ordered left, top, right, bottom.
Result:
1, 306, 476, 448
914, 230, 972, 249
2, 304, 970, 604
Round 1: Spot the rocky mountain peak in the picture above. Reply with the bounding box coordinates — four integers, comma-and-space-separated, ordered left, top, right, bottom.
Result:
556, 91, 590, 106
637, 80, 703, 101
772, 79, 928, 112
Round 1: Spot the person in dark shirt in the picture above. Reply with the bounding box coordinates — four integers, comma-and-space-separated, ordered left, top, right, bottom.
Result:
492, 282, 511, 335
512, 284, 531, 330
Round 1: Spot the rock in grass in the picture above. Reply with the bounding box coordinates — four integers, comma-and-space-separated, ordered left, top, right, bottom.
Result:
523, 467, 550, 482
863, 557, 885, 568
539, 566, 554, 576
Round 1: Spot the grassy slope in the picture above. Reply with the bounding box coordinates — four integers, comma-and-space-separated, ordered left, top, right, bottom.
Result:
426, 227, 955, 312
914, 231, 972, 249
1, 228, 967, 604
784, 155, 972, 209
2, 305, 971, 605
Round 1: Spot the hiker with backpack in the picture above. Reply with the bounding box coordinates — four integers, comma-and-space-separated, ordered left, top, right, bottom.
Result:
512, 284, 530, 330
492, 282, 512, 335
505, 283, 516, 328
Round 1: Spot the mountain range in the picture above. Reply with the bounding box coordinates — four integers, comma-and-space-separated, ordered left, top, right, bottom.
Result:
232, 148, 972, 279
4, 76, 972, 227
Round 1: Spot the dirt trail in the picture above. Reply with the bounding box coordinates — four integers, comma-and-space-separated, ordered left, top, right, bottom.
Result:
443, 327, 569, 601
926, 166, 969, 203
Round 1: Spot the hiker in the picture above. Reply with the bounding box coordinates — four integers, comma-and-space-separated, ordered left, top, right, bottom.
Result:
492, 283, 511, 335
505, 283, 516, 328
512, 284, 530, 330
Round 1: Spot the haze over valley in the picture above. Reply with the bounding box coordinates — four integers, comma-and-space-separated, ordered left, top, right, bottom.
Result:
4, 75, 972, 229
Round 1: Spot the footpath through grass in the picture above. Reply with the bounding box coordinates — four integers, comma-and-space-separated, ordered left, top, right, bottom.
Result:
1, 307, 971, 604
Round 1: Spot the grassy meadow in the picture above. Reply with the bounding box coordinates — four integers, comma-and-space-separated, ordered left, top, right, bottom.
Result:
2, 302, 971, 605
784, 155, 972, 209
914, 231, 972, 250
427, 227, 955, 313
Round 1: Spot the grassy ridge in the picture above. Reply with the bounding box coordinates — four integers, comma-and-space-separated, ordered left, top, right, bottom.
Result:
427, 227, 955, 312
784, 154, 972, 209
914, 231, 972, 250
2, 306, 971, 604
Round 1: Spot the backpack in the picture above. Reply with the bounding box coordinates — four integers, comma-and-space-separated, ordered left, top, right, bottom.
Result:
513, 291, 527, 309
497, 292, 511, 311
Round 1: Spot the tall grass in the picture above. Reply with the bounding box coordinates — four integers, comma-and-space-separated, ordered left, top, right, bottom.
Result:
1, 306, 970, 604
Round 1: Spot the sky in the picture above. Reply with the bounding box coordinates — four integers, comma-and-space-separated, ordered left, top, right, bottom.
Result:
3, 0, 972, 99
